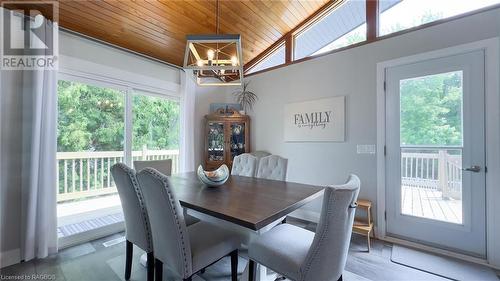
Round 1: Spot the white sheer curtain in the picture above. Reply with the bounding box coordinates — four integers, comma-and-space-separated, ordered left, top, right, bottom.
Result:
19, 19, 58, 261
179, 70, 196, 172
21, 69, 58, 261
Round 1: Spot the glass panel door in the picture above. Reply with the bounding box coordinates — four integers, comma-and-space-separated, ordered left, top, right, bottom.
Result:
57, 80, 124, 242
132, 93, 180, 174
385, 50, 486, 257
229, 122, 246, 164
399, 71, 463, 224
207, 122, 225, 165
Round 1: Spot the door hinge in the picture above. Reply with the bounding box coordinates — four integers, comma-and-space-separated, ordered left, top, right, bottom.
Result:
384, 211, 387, 221
383, 81, 386, 91
384, 145, 387, 156
485, 166, 488, 173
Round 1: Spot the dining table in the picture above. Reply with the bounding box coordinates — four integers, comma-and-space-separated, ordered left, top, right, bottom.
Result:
141, 172, 324, 281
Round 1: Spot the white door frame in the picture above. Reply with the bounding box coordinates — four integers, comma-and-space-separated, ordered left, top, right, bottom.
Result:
376, 38, 500, 267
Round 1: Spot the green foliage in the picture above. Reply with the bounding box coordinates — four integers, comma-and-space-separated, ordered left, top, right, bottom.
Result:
381, 9, 443, 35
232, 81, 258, 112
57, 80, 179, 153
132, 94, 180, 150
58, 80, 125, 152
400, 72, 463, 146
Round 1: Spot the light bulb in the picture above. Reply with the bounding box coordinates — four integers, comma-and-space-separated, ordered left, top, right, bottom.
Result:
207, 49, 215, 60
197, 59, 204, 67
231, 56, 238, 66
220, 64, 225, 75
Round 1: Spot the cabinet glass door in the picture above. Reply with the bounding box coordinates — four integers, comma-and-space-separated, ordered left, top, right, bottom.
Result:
207, 122, 225, 164
229, 123, 246, 162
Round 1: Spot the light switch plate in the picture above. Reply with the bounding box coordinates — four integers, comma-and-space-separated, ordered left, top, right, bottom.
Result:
357, 144, 376, 154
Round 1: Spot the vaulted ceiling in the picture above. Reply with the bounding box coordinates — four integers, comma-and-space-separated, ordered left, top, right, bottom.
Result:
54, 0, 331, 67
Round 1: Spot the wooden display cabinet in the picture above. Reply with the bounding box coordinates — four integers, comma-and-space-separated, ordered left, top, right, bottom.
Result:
204, 108, 250, 171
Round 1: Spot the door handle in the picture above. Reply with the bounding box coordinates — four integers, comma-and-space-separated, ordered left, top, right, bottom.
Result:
462, 165, 481, 173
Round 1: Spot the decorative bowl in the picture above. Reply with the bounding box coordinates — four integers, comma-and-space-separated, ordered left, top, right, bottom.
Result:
197, 164, 229, 187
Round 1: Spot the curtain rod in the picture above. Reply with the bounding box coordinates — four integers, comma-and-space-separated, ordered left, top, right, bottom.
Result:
59, 27, 184, 72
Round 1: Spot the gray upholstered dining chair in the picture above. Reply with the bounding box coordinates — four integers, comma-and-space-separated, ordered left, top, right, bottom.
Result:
134, 159, 199, 225
137, 168, 241, 281
248, 174, 361, 281
134, 159, 173, 176
250, 151, 271, 176
231, 153, 258, 177
256, 155, 288, 181
111, 163, 155, 281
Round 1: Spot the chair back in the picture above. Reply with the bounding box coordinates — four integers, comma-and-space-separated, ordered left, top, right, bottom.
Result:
137, 168, 193, 279
300, 174, 361, 281
231, 153, 257, 177
250, 151, 271, 176
110, 163, 152, 252
134, 159, 173, 176
256, 155, 288, 181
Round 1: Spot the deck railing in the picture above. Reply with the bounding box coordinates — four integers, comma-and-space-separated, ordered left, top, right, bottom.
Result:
56, 149, 180, 202
401, 149, 462, 200
56, 149, 461, 202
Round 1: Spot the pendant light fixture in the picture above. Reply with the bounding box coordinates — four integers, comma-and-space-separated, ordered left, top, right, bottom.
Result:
183, 0, 244, 86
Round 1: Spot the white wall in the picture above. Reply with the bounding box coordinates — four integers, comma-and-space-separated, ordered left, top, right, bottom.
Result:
225, 7, 500, 266
242, 6, 500, 215
59, 31, 180, 85
0, 29, 181, 267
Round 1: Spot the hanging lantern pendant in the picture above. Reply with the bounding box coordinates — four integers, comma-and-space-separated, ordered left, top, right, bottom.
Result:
183, 0, 244, 86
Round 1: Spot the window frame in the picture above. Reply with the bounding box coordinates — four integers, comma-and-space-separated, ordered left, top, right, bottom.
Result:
292, 0, 367, 60
58, 71, 181, 167
243, 0, 500, 76
245, 40, 287, 74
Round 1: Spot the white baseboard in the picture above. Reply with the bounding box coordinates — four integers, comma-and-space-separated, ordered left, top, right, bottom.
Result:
58, 222, 125, 249
0, 248, 21, 268
288, 209, 320, 223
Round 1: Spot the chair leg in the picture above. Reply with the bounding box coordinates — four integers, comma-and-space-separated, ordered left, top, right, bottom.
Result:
230, 250, 238, 281
367, 234, 371, 252
183, 278, 192, 281
200, 268, 205, 274
125, 240, 133, 280
147, 252, 154, 281
248, 259, 256, 281
282, 216, 287, 224
338, 274, 343, 281
155, 259, 163, 281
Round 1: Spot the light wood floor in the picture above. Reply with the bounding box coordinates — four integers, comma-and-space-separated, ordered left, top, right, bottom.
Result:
401, 186, 462, 224
1, 217, 494, 281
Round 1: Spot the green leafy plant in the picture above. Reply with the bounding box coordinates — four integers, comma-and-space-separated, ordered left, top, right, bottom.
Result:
232, 81, 258, 113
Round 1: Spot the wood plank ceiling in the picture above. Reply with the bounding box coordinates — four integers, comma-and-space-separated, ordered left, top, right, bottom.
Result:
54, 0, 330, 67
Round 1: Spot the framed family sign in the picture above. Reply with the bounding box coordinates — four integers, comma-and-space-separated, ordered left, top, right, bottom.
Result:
284, 96, 345, 142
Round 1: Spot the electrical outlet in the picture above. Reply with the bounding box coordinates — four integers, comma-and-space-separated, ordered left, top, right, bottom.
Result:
357, 144, 376, 154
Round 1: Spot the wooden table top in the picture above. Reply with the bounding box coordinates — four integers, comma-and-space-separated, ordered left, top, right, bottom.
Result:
169, 172, 324, 231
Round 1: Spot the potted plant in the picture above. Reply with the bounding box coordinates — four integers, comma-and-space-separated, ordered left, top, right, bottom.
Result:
232, 81, 258, 114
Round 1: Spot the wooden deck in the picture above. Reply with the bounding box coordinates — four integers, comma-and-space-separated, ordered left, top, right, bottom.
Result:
401, 186, 462, 224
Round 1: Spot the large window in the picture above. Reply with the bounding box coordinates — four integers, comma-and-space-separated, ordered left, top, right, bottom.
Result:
379, 0, 500, 36
56, 77, 180, 243
132, 93, 180, 173
294, 0, 367, 60
57, 80, 125, 202
246, 0, 499, 75
247, 43, 286, 74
